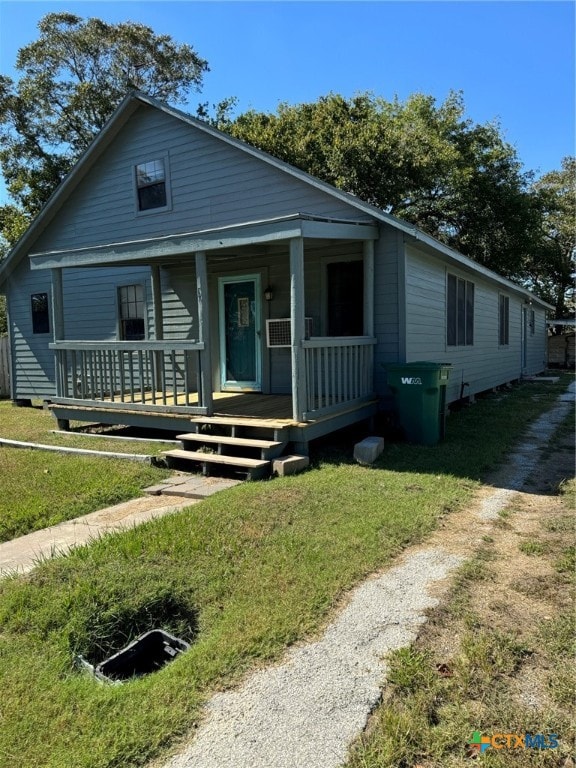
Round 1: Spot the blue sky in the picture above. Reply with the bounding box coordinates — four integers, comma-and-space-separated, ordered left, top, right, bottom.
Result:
0, 0, 574, 205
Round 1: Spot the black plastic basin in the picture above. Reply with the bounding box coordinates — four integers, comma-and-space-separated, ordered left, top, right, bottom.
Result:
95, 629, 189, 682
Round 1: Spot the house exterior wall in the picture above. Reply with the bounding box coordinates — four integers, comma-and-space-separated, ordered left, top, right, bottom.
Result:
33, 104, 368, 256
7, 257, 57, 399
400, 244, 547, 403
3, 99, 549, 409
7, 257, 152, 400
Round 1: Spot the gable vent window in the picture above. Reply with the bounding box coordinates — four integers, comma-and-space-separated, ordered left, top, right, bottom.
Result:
119, 285, 145, 340
135, 159, 167, 211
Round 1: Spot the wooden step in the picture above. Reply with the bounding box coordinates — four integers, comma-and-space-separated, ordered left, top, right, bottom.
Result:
176, 433, 286, 459
190, 416, 291, 431
162, 449, 270, 480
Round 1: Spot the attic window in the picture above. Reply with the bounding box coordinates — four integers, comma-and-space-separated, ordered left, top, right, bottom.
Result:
135, 159, 167, 211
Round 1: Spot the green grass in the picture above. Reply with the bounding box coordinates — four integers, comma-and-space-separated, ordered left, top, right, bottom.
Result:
519, 540, 548, 556
0, 400, 174, 541
0, 400, 174, 455
0, 375, 572, 768
0, 449, 169, 542
344, 397, 575, 768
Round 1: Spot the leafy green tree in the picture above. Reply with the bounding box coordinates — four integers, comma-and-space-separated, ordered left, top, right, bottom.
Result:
229, 91, 538, 278
529, 157, 576, 318
0, 204, 29, 256
0, 12, 209, 217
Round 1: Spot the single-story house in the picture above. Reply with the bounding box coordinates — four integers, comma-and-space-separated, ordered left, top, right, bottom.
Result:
0, 92, 551, 471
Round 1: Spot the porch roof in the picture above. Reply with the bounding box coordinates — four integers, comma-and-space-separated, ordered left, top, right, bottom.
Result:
29, 213, 379, 271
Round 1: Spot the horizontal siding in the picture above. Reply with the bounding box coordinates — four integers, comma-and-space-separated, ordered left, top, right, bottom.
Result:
400, 245, 546, 404
33, 105, 369, 255
0, 336, 11, 398
62, 267, 153, 341
525, 310, 548, 374
7, 260, 56, 399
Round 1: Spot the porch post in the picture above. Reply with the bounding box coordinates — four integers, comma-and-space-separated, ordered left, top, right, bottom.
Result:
51, 268, 64, 341
363, 240, 375, 337
195, 250, 213, 415
151, 265, 164, 340
290, 237, 307, 421
50, 268, 67, 406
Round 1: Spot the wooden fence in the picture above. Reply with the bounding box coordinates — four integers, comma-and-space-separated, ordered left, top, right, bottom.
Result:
0, 336, 10, 399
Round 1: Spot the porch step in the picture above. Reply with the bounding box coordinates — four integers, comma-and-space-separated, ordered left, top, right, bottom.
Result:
176, 433, 286, 460
190, 416, 291, 439
161, 449, 270, 480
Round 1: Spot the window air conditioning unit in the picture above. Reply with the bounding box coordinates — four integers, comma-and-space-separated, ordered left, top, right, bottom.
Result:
266, 318, 314, 348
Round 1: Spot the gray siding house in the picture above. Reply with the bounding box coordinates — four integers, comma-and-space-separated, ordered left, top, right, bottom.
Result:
0, 92, 550, 461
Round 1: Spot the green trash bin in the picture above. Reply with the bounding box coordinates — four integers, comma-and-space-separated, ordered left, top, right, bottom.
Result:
387, 362, 451, 445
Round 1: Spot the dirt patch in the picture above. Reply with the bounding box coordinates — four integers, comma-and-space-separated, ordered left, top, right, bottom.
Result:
414, 419, 575, 748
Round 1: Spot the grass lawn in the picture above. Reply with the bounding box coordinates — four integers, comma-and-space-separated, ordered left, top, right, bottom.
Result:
0, 375, 572, 768
344, 410, 575, 767
0, 401, 173, 541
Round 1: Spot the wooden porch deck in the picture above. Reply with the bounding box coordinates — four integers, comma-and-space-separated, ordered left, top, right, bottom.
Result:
49, 391, 379, 452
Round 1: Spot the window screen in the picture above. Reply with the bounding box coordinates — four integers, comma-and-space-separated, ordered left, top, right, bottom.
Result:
499, 295, 510, 345
447, 275, 474, 346
327, 261, 364, 336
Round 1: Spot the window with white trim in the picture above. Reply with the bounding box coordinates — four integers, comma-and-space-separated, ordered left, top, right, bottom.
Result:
447, 274, 474, 346
135, 159, 167, 211
118, 284, 145, 340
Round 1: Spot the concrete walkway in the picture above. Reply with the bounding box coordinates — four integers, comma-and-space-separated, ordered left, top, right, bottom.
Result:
0, 475, 240, 577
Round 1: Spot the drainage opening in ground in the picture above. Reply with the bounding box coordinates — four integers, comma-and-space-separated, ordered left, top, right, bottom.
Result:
78, 629, 190, 683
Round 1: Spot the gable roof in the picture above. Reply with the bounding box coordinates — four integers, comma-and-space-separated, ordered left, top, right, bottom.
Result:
0, 91, 552, 309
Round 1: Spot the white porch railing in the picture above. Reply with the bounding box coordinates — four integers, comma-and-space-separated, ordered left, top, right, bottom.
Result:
49, 340, 207, 414
302, 336, 376, 419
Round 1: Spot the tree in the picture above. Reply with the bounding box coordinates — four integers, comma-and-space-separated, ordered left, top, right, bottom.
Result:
228, 91, 538, 279
0, 13, 209, 218
528, 157, 576, 318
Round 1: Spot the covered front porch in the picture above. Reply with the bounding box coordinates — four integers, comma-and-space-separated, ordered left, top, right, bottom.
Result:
32, 213, 380, 452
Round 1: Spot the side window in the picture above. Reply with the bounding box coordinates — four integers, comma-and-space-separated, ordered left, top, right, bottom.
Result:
31, 292, 50, 334
118, 285, 145, 341
499, 295, 510, 346
135, 158, 168, 212
327, 261, 364, 336
529, 309, 535, 335
447, 274, 474, 346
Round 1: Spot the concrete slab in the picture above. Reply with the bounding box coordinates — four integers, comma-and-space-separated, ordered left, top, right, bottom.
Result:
164, 476, 242, 498
145, 474, 241, 498
354, 436, 384, 465
272, 455, 310, 477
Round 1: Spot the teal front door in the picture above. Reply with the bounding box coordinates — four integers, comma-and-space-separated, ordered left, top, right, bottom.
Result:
219, 275, 262, 391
